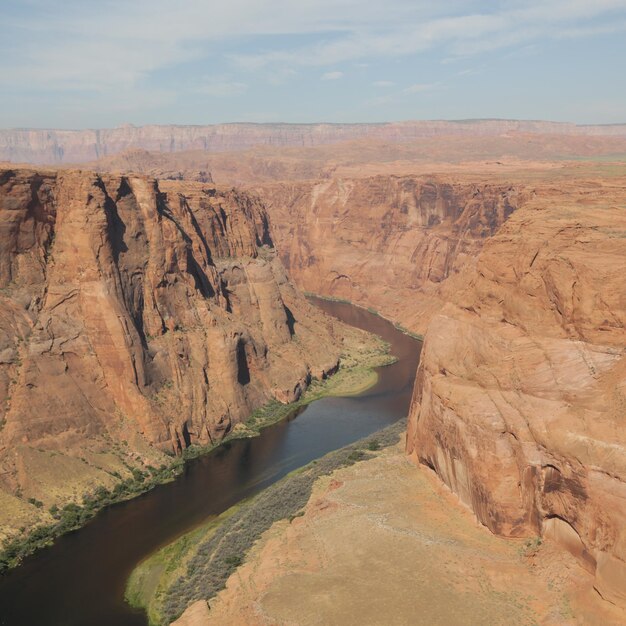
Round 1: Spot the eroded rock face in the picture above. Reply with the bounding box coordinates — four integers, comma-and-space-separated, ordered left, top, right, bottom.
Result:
406, 179, 626, 607
0, 167, 343, 522
259, 175, 530, 334
2, 120, 626, 164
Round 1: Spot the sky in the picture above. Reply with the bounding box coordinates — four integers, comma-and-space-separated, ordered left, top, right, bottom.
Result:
1, 0, 626, 128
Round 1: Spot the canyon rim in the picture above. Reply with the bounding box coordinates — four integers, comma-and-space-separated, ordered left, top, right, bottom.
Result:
2, 2, 626, 625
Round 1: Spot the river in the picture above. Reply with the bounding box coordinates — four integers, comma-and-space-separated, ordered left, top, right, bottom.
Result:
0, 298, 421, 626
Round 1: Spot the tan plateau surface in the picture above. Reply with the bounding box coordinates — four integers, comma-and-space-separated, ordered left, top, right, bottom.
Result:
173, 443, 624, 626
3, 120, 626, 165
82, 132, 626, 186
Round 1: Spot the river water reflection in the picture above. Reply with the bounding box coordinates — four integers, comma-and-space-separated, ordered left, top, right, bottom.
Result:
0, 298, 421, 626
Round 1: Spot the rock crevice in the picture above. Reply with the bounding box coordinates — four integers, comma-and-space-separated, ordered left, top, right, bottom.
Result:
406, 182, 626, 607
0, 167, 345, 526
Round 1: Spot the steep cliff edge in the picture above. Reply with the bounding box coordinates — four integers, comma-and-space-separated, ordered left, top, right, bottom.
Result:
407, 178, 626, 607
258, 175, 531, 334
0, 167, 349, 540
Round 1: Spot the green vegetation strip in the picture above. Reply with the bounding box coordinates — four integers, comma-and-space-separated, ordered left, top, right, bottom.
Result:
0, 463, 183, 573
126, 419, 407, 626
0, 329, 393, 573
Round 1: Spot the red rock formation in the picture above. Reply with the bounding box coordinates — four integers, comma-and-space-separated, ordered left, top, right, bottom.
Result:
0, 167, 343, 518
2, 120, 626, 164
253, 164, 626, 610
406, 179, 626, 607
259, 175, 530, 334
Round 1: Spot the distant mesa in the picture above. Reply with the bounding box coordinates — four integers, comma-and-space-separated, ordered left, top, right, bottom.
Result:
2, 119, 626, 165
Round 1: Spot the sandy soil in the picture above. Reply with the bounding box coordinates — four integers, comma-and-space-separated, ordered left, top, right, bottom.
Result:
174, 443, 625, 626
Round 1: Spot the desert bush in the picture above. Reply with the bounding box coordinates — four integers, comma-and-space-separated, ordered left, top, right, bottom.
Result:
160, 419, 406, 623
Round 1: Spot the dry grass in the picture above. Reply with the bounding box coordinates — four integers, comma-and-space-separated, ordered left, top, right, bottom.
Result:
126, 421, 407, 625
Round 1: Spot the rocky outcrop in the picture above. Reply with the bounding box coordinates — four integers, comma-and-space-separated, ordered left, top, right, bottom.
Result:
0, 167, 345, 529
259, 175, 531, 334
406, 178, 626, 607
2, 120, 626, 164
170, 434, 620, 626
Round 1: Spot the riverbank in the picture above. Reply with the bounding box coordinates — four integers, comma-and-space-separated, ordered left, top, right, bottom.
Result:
126, 420, 408, 626
0, 323, 393, 574
171, 435, 621, 626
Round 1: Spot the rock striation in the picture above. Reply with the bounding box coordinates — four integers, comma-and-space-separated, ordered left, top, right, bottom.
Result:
0, 167, 345, 533
2, 120, 626, 164
259, 175, 531, 334
255, 164, 626, 610
406, 178, 626, 607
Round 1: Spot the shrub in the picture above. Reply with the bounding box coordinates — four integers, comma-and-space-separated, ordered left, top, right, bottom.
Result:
159, 419, 406, 623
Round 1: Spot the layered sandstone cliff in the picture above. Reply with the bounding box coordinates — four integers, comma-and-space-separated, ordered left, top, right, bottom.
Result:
0, 167, 346, 537
256, 165, 626, 609
258, 175, 531, 334
2, 120, 626, 164
406, 178, 626, 607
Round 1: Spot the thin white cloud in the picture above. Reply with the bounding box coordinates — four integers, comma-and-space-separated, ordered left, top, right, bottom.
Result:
1, 0, 626, 122
457, 67, 483, 76
373, 80, 395, 87
197, 81, 248, 97
403, 83, 438, 94
365, 81, 442, 108
321, 71, 344, 80
230, 2, 626, 69
366, 94, 396, 107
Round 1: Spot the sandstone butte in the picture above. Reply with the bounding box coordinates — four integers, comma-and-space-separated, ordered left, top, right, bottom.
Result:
0, 166, 354, 541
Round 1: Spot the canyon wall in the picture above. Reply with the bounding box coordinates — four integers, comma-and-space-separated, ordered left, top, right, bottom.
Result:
2, 120, 626, 164
0, 167, 345, 537
406, 178, 626, 607
257, 166, 626, 609
258, 175, 531, 334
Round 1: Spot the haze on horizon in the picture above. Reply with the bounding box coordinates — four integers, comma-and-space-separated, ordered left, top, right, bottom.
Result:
2, 0, 626, 129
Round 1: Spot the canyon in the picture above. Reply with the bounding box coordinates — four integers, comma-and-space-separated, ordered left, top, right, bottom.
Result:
256, 172, 530, 334
259, 162, 626, 609
0, 166, 358, 543
100, 144, 622, 623
0, 124, 624, 624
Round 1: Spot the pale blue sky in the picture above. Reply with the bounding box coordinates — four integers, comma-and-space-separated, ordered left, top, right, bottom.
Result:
2, 0, 626, 128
